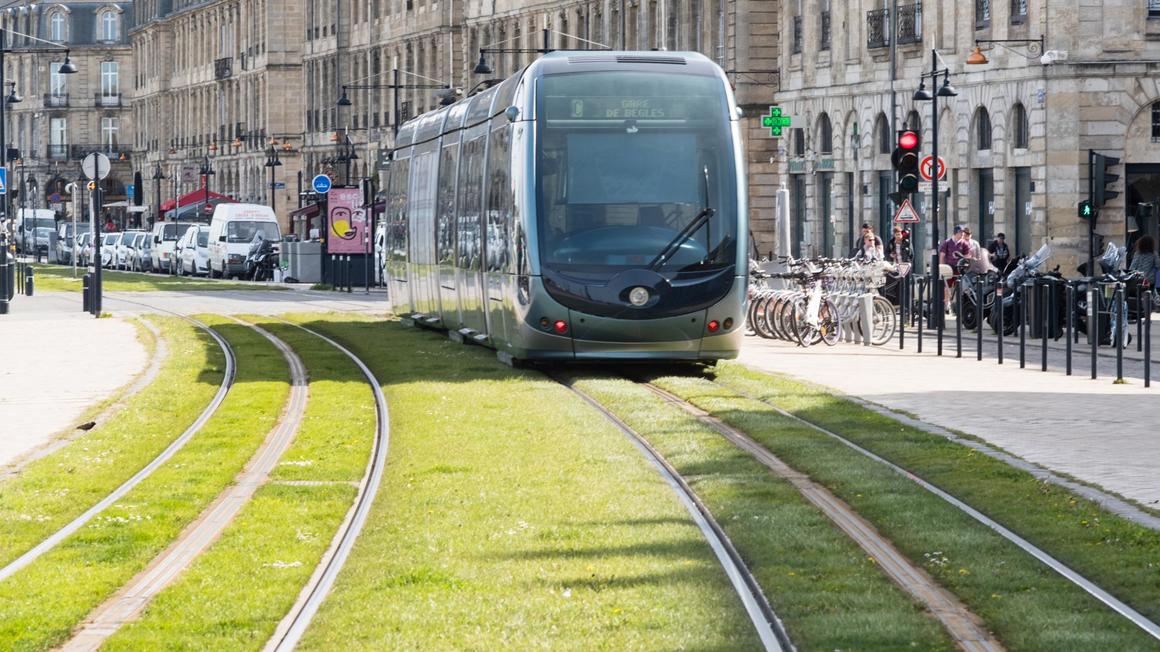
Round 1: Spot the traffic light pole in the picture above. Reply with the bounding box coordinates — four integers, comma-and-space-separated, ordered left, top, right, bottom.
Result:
929, 51, 943, 351
1088, 149, 1095, 283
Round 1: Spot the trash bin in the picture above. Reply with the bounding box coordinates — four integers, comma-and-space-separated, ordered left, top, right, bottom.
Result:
1027, 277, 1064, 339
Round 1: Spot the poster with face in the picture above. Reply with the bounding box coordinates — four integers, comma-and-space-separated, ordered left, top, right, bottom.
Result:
328, 187, 368, 254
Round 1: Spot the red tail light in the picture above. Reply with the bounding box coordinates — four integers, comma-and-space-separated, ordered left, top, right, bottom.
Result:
707, 320, 720, 333
554, 320, 568, 334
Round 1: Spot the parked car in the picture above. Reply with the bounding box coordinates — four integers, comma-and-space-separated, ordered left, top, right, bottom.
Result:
178, 225, 210, 276
14, 209, 55, 255
115, 230, 145, 270
75, 232, 93, 267
150, 221, 200, 273
100, 233, 120, 268
55, 222, 90, 264
134, 233, 154, 272
33, 227, 56, 260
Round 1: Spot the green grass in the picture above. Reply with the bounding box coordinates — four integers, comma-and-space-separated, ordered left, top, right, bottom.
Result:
0, 316, 221, 568
0, 317, 290, 651
652, 366, 1160, 651
283, 315, 763, 651
574, 376, 954, 652
103, 317, 376, 650
30, 264, 284, 292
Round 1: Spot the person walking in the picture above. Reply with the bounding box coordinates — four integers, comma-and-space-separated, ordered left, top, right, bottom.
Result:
888, 226, 912, 265
856, 232, 884, 261
962, 226, 995, 274
938, 226, 970, 311
987, 232, 1010, 274
852, 223, 883, 259
1129, 234, 1160, 286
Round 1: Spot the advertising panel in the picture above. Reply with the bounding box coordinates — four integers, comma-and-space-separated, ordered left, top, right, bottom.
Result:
327, 187, 368, 254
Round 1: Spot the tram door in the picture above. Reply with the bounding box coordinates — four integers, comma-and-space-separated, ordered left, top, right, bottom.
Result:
456, 126, 489, 337
484, 119, 513, 345
436, 137, 462, 327
409, 144, 441, 320
387, 150, 413, 313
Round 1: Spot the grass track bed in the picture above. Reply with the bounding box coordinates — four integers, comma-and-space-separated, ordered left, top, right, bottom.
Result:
0, 316, 221, 568
101, 316, 377, 649
574, 377, 954, 651
0, 317, 289, 651
284, 316, 762, 651
31, 264, 283, 293
654, 367, 1160, 650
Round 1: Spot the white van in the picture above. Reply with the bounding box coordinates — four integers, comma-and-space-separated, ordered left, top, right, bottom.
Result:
206, 204, 280, 279
14, 209, 56, 254
150, 221, 199, 273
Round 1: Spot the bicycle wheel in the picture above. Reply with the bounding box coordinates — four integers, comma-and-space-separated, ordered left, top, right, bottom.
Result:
772, 295, 796, 341
751, 293, 776, 339
794, 299, 822, 347
818, 298, 842, 346
870, 296, 897, 345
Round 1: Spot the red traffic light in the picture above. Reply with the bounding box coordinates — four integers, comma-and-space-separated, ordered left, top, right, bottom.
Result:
898, 130, 919, 150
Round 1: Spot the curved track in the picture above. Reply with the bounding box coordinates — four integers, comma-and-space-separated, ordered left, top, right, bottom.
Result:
711, 378, 1160, 642
265, 320, 391, 652
0, 310, 236, 584
551, 373, 792, 652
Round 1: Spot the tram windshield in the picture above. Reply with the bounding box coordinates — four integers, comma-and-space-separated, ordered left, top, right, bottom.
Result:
537, 70, 737, 275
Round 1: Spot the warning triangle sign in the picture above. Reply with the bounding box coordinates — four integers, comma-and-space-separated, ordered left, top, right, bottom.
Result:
894, 198, 920, 223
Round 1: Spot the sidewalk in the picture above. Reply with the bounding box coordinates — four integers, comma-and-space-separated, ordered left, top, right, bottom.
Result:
737, 335, 1160, 509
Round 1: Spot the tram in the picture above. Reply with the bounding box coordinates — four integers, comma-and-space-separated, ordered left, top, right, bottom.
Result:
384, 51, 747, 363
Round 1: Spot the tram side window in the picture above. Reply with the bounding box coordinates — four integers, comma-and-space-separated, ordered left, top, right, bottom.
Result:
485, 121, 512, 274
388, 154, 411, 263
436, 142, 459, 266
457, 133, 486, 270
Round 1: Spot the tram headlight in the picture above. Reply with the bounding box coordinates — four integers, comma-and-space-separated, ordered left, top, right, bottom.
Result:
628, 286, 650, 307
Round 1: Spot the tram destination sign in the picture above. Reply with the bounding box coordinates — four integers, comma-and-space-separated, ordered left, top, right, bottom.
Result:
544, 96, 689, 121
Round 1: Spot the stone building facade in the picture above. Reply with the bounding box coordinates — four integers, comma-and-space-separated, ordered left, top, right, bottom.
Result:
776, 0, 1160, 272
3, 1, 135, 222
131, 0, 304, 225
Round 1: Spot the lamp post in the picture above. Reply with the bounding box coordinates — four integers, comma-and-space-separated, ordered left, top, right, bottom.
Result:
337, 68, 455, 139
151, 163, 166, 229
264, 144, 282, 212
199, 155, 214, 216
913, 50, 958, 354
0, 20, 77, 315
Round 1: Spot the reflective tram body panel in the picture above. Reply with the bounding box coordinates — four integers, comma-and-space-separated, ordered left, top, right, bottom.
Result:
386, 51, 747, 362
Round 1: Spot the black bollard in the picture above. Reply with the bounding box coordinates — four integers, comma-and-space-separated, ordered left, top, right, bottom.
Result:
1066, 283, 1074, 376
1137, 283, 1144, 353
917, 277, 925, 354
937, 276, 944, 357
997, 279, 1005, 365
1146, 292, 1152, 388
330, 255, 337, 291
1091, 285, 1099, 380
1041, 280, 1049, 372
24, 266, 33, 297
82, 274, 91, 313
1115, 284, 1125, 383
1019, 282, 1028, 369
976, 275, 984, 361
346, 255, 353, 293
955, 280, 963, 358
899, 272, 907, 350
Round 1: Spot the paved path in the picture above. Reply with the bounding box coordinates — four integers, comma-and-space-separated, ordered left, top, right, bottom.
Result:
0, 289, 387, 471
737, 333, 1160, 509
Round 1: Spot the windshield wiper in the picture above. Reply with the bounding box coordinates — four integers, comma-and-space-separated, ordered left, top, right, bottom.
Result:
647, 207, 716, 271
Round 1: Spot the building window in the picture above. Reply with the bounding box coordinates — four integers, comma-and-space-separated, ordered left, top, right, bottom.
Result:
102, 117, 120, 147
876, 113, 890, 154
100, 10, 119, 41
49, 117, 67, 159
1151, 102, 1160, 141
50, 62, 66, 97
1151, 0, 1160, 18
793, 127, 805, 157
897, 3, 922, 44
906, 110, 921, 133
1012, 103, 1029, 149
867, 8, 889, 49
49, 11, 67, 42
1010, 0, 1027, 23
101, 61, 119, 98
976, 0, 991, 28
976, 107, 992, 151
820, 11, 830, 51
818, 114, 833, 154
792, 15, 802, 54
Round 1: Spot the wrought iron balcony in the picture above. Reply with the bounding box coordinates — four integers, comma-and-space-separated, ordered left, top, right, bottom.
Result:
69, 144, 132, 160
867, 8, 889, 48
214, 57, 233, 80
897, 3, 923, 44
96, 93, 122, 107
43, 93, 68, 108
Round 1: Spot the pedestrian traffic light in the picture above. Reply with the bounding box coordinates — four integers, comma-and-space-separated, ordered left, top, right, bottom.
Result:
1093, 152, 1120, 208
1078, 200, 1095, 221
892, 130, 921, 201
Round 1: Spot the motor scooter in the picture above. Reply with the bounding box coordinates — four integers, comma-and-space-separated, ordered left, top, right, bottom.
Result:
987, 244, 1053, 336
244, 234, 278, 282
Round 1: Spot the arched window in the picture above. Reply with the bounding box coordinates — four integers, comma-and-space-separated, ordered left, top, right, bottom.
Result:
818, 113, 833, 154
1012, 103, 1029, 149
906, 110, 921, 133
875, 113, 890, 154
976, 107, 992, 151
100, 10, 119, 41
49, 10, 67, 42
793, 127, 805, 157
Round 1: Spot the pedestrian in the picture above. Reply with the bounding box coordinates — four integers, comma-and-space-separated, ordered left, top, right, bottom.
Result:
987, 232, 1010, 274
104, 216, 115, 233
1129, 234, 1160, 287
887, 226, 912, 265
856, 232, 884, 261
852, 223, 883, 259
938, 225, 970, 311
961, 226, 995, 274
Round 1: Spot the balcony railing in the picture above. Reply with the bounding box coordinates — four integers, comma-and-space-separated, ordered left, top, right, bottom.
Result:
214, 57, 233, 80
792, 16, 802, 54
867, 8, 889, 48
96, 93, 122, 107
47, 144, 69, 160
44, 93, 68, 108
820, 11, 831, 50
897, 3, 923, 44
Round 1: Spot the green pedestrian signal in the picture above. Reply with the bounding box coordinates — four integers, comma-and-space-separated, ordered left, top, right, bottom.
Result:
761, 106, 792, 137
1078, 200, 1095, 220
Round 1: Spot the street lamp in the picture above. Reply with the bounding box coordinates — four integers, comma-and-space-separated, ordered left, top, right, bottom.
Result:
337, 68, 455, 138
264, 144, 282, 213
151, 164, 166, 228
0, 20, 77, 316
199, 155, 214, 216
965, 36, 1044, 66
912, 50, 958, 355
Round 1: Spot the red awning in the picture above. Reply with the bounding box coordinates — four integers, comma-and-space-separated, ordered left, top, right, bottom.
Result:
159, 187, 235, 213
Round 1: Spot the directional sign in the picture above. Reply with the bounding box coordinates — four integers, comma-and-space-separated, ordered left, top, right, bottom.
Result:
312, 174, 333, 194
126, 183, 135, 199
0, 167, 7, 195
919, 155, 946, 181
273, 181, 287, 189
181, 165, 199, 184
761, 106, 792, 137
894, 198, 921, 223
81, 152, 112, 181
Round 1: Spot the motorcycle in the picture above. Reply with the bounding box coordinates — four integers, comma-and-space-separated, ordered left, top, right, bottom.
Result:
244, 234, 278, 282
955, 268, 1000, 331
987, 244, 1054, 336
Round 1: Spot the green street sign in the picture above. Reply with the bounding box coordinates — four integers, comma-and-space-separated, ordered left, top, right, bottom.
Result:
761, 106, 792, 137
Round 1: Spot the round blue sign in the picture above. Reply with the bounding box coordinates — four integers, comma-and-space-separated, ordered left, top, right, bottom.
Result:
311, 174, 333, 194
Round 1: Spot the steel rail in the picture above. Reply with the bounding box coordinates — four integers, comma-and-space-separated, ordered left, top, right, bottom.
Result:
0, 306, 236, 583
551, 373, 791, 652
718, 379, 1160, 642
266, 320, 391, 652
